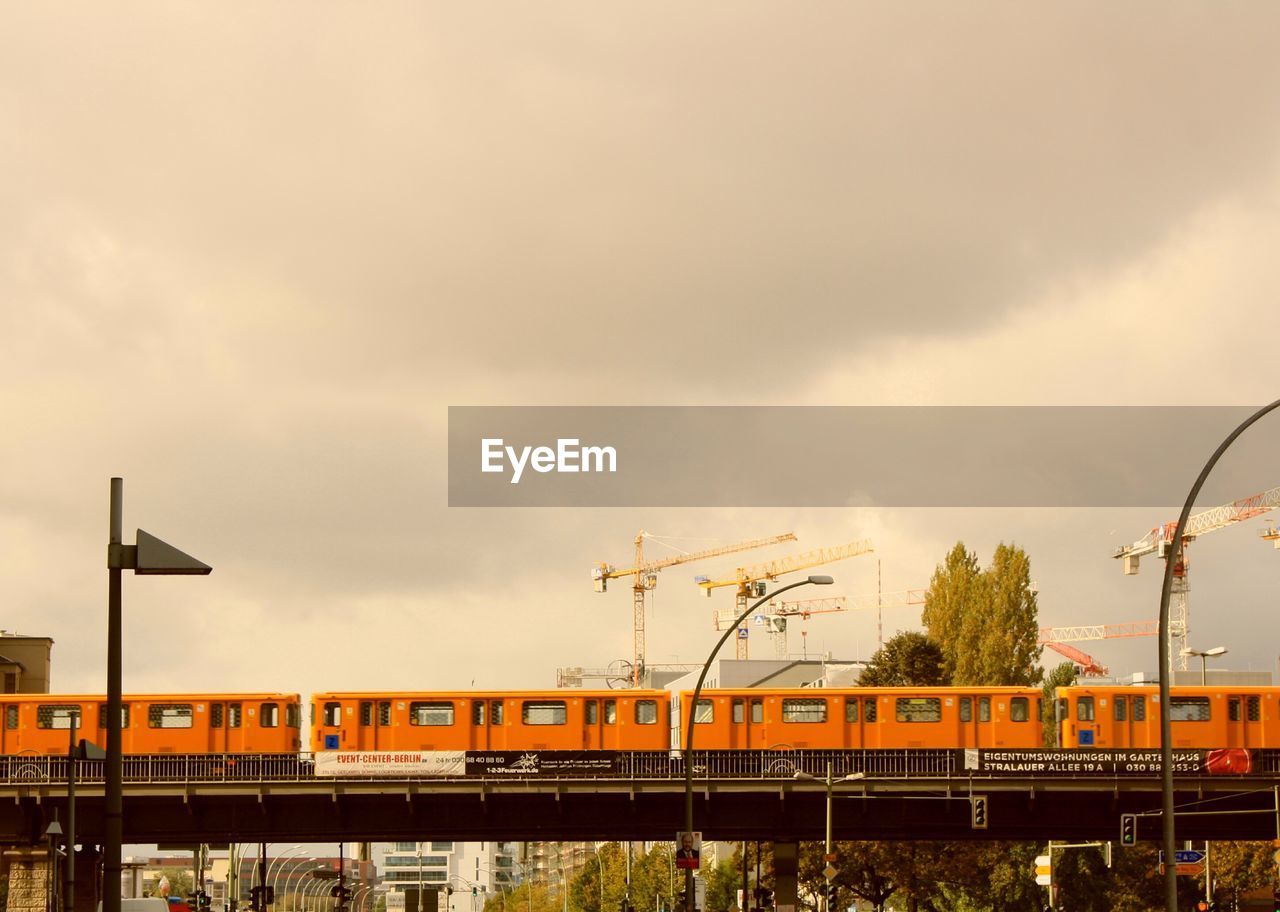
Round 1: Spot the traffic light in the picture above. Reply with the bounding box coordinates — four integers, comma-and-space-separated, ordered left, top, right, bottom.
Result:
971, 795, 988, 830
824, 882, 838, 911
1120, 813, 1137, 846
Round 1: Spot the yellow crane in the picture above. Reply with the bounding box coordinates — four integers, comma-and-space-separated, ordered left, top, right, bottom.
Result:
697, 539, 875, 659
594, 530, 797, 685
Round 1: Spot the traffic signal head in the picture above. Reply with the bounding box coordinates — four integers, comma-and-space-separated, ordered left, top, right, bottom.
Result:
825, 882, 838, 910
1120, 813, 1137, 846
971, 795, 988, 830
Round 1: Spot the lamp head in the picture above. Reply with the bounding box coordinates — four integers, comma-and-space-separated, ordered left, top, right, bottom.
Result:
807, 575, 834, 585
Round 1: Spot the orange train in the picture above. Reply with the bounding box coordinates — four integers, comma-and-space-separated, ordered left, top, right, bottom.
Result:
0, 694, 302, 755
1057, 685, 1280, 750
309, 691, 672, 752
3, 685, 1277, 757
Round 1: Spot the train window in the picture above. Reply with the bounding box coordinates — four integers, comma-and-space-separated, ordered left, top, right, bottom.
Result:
522, 701, 567, 725
286, 704, 300, 728
959, 698, 972, 722
895, 698, 941, 723
1113, 698, 1127, 722
1170, 698, 1210, 722
693, 700, 714, 724
1247, 696, 1261, 722
472, 702, 485, 725
1133, 697, 1145, 722
751, 700, 763, 724
260, 703, 279, 728
1228, 699, 1240, 722
864, 698, 877, 723
604, 700, 617, 724
979, 697, 991, 723
4, 705, 16, 729
211, 704, 223, 728
379, 702, 391, 726
359, 702, 373, 726
732, 699, 745, 724
148, 704, 194, 729
324, 702, 342, 727
491, 702, 504, 725
635, 700, 658, 724
97, 703, 130, 729
37, 705, 80, 729
782, 699, 827, 724
1010, 698, 1030, 722
845, 700, 857, 723
586, 701, 598, 724
1076, 697, 1094, 722
411, 702, 456, 726
229, 703, 242, 728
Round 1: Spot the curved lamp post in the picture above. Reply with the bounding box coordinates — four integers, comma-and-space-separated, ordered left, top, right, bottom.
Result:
266, 847, 305, 899
275, 859, 320, 912
683, 574, 834, 912
1154, 397, 1280, 912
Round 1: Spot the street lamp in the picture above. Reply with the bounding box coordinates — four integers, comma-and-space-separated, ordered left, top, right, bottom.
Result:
592, 845, 606, 912
683, 574, 834, 912
274, 858, 319, 911
1152, 396, 1280, 912
267, 847, 306, 893
1181, 646, 1228, 685
793, 765, 866, 912
103, 478, 211, 912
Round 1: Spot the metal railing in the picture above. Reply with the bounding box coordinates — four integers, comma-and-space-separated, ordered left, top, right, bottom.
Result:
0, 749, 1275, 785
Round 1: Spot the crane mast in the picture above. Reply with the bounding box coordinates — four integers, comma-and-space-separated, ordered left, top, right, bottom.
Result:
1114, 484, 1280, 672
594, 530, 797, 686
698, 539, 874, 659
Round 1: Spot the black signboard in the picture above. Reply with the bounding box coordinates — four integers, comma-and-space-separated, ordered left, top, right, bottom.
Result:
960, 748, 1255, 775
465, 751, 619, 776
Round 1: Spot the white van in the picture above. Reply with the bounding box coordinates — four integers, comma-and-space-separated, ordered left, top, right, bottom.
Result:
98, 899, 172, 912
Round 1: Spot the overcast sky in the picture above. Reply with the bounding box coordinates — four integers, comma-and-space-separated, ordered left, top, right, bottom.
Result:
3, 4, 1280, 705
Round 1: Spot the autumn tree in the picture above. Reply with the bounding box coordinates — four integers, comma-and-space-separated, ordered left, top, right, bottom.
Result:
923, 541, 1041, 686
920, 543, 982, 683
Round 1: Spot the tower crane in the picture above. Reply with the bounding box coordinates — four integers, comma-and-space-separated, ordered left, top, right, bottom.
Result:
594, 530, 797, 686
697, 539, 874, 659
1113, 484, 1280, 672
1037, 620, 1158, 678
723, 588, 928, 659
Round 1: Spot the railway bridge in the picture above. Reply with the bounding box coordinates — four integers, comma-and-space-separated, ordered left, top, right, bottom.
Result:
1, 749, 1278, 844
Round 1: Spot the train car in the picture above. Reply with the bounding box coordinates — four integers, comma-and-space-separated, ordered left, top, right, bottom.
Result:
1057, 685, 1280, 749
310, 690, 672, 752
676, 687, 1045, 750
0, 693, 302, 755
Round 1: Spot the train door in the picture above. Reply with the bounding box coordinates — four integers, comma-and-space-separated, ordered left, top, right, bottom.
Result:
583, 699, 601, 750
468, 700, 487, 751
862, 696, 880, 748
1110, 694, 1132, 748
0, 703, 14, 752
956, 696, 976, 748
1224, 693, 1262, 748
209, 702, 226, 752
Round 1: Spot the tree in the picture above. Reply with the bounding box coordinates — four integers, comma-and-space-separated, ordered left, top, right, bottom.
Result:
924, 541, 1041, 687
921, 543, 982, 683
568, 843, 629, 912
858, 632, 946, 687
1042, 661, 1077, 748
1203, 841, 1277, 907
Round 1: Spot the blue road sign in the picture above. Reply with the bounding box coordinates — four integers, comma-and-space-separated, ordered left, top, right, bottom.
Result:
1159, 851, 1206, 865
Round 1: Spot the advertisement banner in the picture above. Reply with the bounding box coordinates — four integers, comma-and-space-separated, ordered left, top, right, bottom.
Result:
961, 748, 1254, 775
464, 751, 619, 776
314, 751, 466, 777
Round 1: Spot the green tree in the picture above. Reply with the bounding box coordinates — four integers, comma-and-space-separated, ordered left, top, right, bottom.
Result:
920, 543, 982, 683
487, 882, 562, 912
858, 632, 946, 687
569, 843, 629, 912
1203, 841, 1277, 907
154, 869, 194, 898
924, 542, 1041, 687
1042, 661, 1078, 747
